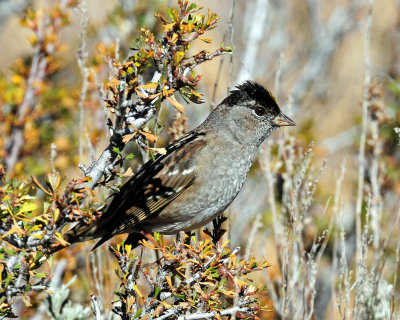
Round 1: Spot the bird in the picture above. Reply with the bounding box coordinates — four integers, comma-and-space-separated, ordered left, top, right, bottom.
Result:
63, 80, 295, 250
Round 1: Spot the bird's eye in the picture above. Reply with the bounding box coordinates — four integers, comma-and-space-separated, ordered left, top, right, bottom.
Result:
254, 106, 266, 117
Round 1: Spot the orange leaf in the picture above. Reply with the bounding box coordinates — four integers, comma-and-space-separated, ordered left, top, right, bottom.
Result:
136, 83, 158, 90
31, 175, 51, 195
140, 130, 158, 143
147, 92, 162, 99
122, 167, 134, 177
1, 221, 24, 239
147, 147, 167, 155
135, 89, 162, 100
162, 86, 175, 97
109, 79, 120, 87
140, 239, 156, 249
127, 124, 160, 144
135, 90, 149, 99
122, 132, 137, 143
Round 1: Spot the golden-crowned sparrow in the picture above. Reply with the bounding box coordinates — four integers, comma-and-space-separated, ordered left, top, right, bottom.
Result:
65, 81, 295, 250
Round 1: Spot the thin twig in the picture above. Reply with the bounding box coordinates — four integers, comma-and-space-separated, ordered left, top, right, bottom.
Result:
77, 0, 89, 164
355, 0, 373, 276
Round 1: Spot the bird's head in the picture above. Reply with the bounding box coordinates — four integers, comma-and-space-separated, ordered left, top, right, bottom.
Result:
210, 81, 295, 146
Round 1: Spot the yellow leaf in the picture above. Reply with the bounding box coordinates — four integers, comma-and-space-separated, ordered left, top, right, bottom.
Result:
29, 225, 42, 232
55, 233, 69, 246
171, 33, 178, 43
166, 276, 173, 289
164, 22, 175, 32
19, 202, 37, 213
12, 74, 24, 85
166, 95, 185, 113
222, 290, 237, 298
198, 37, 212, 43
134, 284, 143, 298
163, 86, 175, 97
53, 208, 60, 222
221, 238, 230, 248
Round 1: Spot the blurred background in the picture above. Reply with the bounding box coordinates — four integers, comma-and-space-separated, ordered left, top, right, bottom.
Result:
1, 0, 400, 319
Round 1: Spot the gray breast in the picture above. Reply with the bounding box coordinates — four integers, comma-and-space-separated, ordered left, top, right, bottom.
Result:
144, 144, 257, 234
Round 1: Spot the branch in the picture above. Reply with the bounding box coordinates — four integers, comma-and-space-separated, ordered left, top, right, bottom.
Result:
4, 0, 71, 172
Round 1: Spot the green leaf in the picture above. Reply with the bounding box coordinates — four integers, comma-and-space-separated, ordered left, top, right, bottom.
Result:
167, 8, 175, 21
133, 308, 142, 319
173, 293, 186, 300
4, 274, 14, 288
187, 3, 197, 12
149, 150, 156, 162
155, 122, 164, 135
113, 147, 122, 155
260, 284, 268, 292
154, 286, 161, 298
210, 270, 219, 278
34, 272, 47, 279
125, 153, 134, 160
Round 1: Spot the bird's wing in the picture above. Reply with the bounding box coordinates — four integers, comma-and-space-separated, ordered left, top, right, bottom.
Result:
92, 131, 207, 242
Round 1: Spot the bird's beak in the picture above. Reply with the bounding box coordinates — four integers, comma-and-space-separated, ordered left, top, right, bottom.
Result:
271, 112, 296, 127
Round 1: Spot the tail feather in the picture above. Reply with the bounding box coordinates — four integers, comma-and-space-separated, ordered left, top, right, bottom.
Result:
46, 221, 108, 255
64, 220, 108, 244
90, 233, 112, 251
91, 231, 145, 251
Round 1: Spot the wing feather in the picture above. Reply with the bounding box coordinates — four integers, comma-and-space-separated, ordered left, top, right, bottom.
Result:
91, 131, 206, 239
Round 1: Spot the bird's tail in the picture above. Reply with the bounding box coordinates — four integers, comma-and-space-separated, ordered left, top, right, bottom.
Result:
64, 220, 104, 243
48, 220, 106, 254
